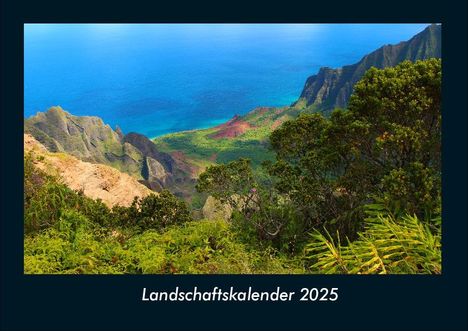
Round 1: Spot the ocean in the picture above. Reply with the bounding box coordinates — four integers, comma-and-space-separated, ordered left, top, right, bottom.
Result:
24, 23, 429, 138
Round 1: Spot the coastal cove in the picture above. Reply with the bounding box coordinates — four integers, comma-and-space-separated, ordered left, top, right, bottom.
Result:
23, 23, 442, 276
24, 24, 429, 138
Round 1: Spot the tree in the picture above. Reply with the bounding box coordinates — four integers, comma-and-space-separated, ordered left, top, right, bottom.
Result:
196, 158, 301, 246
196, 158, 256, 210
268, 59, 441, 237
112, 190, 192, 231
197, 59, 441, 245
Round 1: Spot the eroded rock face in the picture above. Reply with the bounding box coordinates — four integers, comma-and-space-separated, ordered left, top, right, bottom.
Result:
24, 107, 183, 193
24, 134, 153, 207
25, 106, 144, 178
298, 24, 441, 112
123, 132, 174, 173
146, 156, 168, 183
202, 196, 233, 221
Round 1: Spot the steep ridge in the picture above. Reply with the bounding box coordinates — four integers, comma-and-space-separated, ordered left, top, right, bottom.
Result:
24, 134, 153, 207
297, 24, 441, 112
153, 25, 442, 206
123, 132, 196, 193
24, 107, 181, 192
25, 26, 442, 207
25, 106, 144, 177
123, 132, 174, 173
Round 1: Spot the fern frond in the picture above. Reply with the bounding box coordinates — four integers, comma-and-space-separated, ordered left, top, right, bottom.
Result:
306, 213, 441, 274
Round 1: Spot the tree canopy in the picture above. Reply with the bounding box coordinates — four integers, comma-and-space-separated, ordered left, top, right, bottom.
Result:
198, 59, 442, 248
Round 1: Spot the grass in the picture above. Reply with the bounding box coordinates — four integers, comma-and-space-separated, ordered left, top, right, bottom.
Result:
152, 105, 305, 171
154, 126, 275, 169
151, 105, 314, 208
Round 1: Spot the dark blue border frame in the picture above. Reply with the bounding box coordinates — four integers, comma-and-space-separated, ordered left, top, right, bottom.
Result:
1, 0, 467, 330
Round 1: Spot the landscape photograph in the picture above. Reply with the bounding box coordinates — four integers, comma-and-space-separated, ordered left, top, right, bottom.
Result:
23, 23, 442, 274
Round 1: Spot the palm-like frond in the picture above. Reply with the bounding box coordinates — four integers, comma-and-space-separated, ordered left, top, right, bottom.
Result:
306, 214, 441, 274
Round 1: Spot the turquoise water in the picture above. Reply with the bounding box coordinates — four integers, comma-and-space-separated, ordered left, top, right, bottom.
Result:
24, 24, 429, 137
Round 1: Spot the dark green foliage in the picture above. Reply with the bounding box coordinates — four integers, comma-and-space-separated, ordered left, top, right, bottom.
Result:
268, 59, 441, 238
270, 113, 328, 162
196, 158, 255, 208
196, 59, 441, 259
196, 159, 306, 251
305, 209, 441, 274
25, 59, 442, 275
381, 162, 441, 221
267, 113, 355, 234
113, 191, 192, 231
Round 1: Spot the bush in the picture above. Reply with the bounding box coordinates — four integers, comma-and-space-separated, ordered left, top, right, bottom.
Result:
267, 59, 441, 238
111, 190, 192, 231
24, 209, 125, 274
24, 217, 303, 274
125, 220, 302, 274
24, 152, 113, 233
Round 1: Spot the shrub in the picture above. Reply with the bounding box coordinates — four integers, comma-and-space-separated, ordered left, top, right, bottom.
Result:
267, 59, 441, 238
111, 191, 192, 231
125, 220, 302, 274
24, 152, 113, 233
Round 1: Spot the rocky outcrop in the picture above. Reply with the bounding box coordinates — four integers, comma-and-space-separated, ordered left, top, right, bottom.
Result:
202, 196, 233, 221
24, 134, 153, 207
146, 157, 168, 183
25, 106, 144, 178
297, 24, 442, 112
123, 132, 175, 173
25, 107, 182, 193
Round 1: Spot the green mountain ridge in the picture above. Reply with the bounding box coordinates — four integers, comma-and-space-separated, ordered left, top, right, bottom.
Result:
24, 25, 442, 208
24, 106, 190, 192
152, 24, 441, 206
296, 24, 441, 112
23, 58, 442, 275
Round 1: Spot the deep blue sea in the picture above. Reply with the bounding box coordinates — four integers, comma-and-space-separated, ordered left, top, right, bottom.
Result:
24, 24, 429, 138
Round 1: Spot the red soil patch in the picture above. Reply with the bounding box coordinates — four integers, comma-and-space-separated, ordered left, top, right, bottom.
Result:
170, 151, 198, 177
210, 115, 253, 139
171, 151, 185, 159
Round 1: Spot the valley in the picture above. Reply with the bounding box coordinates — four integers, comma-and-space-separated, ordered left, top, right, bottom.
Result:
23, 24, 442, 275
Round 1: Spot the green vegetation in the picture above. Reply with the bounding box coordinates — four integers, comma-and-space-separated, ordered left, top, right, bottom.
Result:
24, 152, 111, 234
152, 24, 441, 208
24, 152, 300, 274
153, 117, 279, 208
25, 59, 442, 274
154, 124, 274, 168
152, 106, 302, 208
196, 59, 442, 273
297, 24, 441, 112
24, 106, 145, 179
153, 105, 303, 171
306, 212, 441, 274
